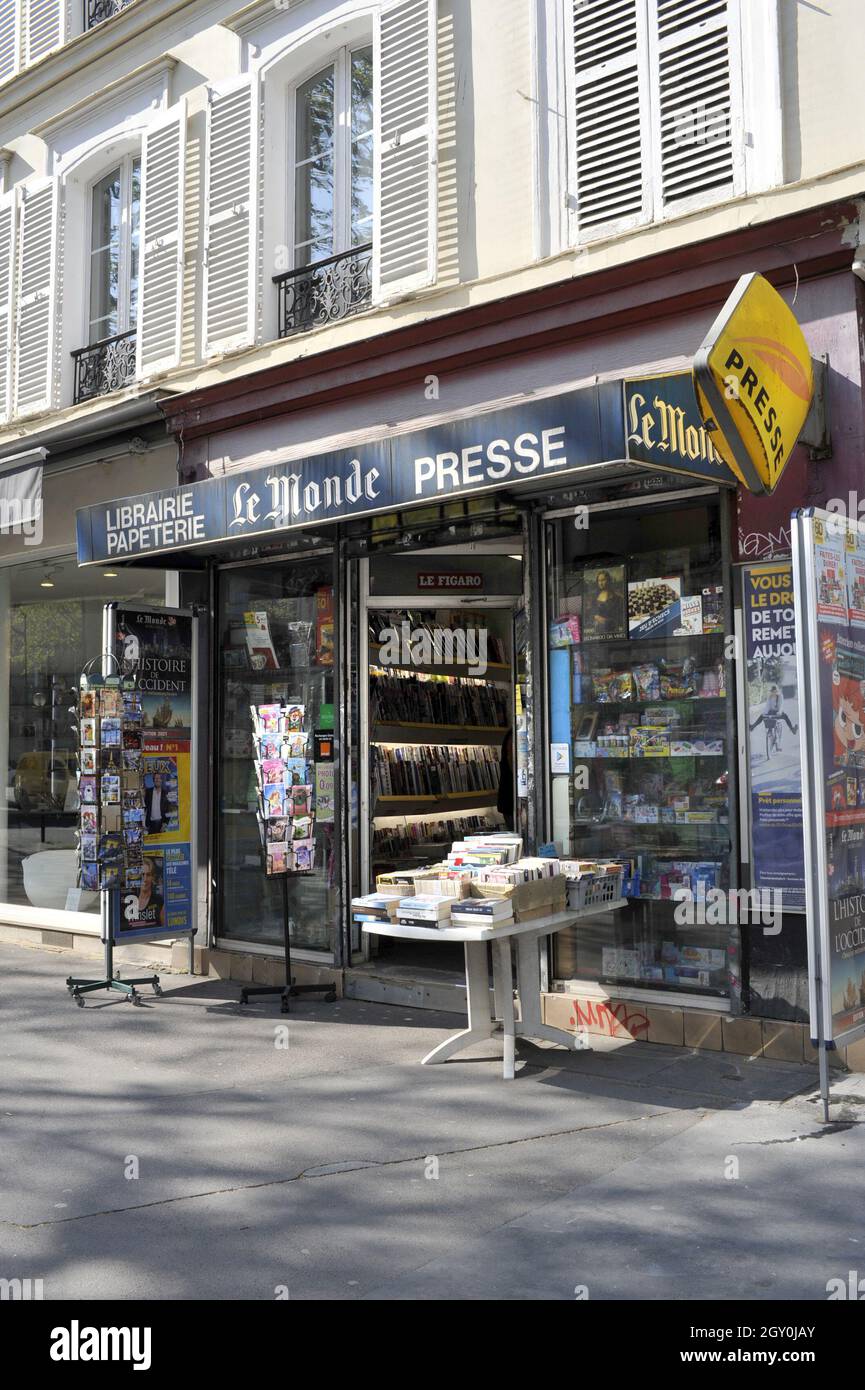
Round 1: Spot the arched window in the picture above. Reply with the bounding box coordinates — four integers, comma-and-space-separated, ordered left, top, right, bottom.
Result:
87, 154, 141, 344
292, 43, 373, 268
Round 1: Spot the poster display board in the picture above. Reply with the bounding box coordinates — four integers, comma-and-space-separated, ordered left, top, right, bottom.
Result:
742, 563, 805, 910
792, 510, 865, 1050
112, 606, 197, 942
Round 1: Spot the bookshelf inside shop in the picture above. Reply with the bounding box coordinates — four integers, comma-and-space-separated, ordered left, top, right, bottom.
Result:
368, 608, 512, 875
547, 501, 736, 1000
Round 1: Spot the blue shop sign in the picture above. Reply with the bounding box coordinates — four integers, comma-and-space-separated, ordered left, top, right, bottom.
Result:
77, 376, 737, 565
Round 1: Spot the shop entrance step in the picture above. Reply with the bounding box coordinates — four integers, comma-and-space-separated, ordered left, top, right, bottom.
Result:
344, 962, 468, 1015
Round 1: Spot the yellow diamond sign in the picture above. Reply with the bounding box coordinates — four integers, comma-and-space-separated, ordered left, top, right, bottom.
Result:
694, 272, 813, 496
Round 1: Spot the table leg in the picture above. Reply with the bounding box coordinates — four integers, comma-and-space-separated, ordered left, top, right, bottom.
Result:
515, 932, 588, 1053
495, 938, 516, 1080
422, 941, 495, 1066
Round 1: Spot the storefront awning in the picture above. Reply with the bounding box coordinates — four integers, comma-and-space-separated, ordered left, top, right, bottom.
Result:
76, 372, 738, 567
0, 448, 44, 535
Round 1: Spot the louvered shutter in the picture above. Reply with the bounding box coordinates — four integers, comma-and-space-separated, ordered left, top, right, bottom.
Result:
203, 76, 258, 357
650, 0, 740, 212
137, 101, 186, 378
373, 0, 437, 301
14, 178, 59, 417
0, 191, 14, 423
0, 0, 20, 82
569, 0, 651, 239
23, 0, 64, 66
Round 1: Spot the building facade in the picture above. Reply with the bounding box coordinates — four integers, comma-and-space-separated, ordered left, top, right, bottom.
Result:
3, 0, 865, 1059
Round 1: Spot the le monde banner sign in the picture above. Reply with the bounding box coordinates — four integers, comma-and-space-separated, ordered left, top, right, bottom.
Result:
76, 377, 740, 566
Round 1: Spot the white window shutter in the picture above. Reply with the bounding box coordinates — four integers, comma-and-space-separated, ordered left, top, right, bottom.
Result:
650, 0, 740, 213
0, 191, 15, 423
0, 0, 20, 82
23, 0, 65, 66
203, 76, 258, 358
373, 0, 437, 301
14, 178, 59, 418
569, 0, 651, 240
138, 101, 186, 378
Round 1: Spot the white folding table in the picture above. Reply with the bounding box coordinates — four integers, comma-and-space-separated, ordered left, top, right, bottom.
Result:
362, 903, 625, 1080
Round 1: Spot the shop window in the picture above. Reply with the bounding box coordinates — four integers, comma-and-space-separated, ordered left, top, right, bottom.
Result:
545, 497, 736, 1002
0, 556, 165, 920
216, 558, 337, 955
276, 45, 374, 338
72, 155, 141, 404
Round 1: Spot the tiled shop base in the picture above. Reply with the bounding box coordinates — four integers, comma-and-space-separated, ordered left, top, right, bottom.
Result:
542, 990, 863, 1071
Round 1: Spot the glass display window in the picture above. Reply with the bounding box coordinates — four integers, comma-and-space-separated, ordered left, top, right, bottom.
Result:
546, 496, 736, 1000
216, 556, 337, 954
0, 556, 166, 920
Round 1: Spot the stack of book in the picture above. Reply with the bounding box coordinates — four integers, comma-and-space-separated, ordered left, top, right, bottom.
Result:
395, 895, 454, 928
350, 893, 402, 924
450, 897, 515, 929
476, 856, 562, 885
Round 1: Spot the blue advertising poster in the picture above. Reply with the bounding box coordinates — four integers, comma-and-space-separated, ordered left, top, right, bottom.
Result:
743, 562, 805, 910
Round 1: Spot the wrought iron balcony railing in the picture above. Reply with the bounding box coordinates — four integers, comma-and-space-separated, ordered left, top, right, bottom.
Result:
72, 329, 137, 404
85, 0, 134, 29
273, 243, 373, 339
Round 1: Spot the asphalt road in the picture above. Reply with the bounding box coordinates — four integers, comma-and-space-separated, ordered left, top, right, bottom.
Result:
1, 939, 863, 1301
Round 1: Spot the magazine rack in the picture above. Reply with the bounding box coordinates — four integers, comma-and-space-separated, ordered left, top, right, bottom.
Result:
240, 873, 336, 1013
66, 653, 161, 1006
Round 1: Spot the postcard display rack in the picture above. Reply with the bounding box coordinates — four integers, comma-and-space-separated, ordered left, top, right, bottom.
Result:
241, 699, 336, 1011
65, 666, 162, 1006
550, 556, 735, 998
368, 608, 511, 884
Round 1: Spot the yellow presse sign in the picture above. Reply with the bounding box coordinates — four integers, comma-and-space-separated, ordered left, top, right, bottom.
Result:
694, 272, 813, 495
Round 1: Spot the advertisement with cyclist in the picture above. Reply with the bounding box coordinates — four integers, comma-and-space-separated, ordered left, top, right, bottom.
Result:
744, 563, 805, 911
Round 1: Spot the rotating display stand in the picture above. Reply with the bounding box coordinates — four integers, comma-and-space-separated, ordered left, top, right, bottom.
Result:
66, 654, 162, 1007
66, 892, 161, 1008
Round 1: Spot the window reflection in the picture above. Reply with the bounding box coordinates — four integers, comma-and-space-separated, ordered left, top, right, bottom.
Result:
292, 45, 374, 267
0, 559, 165, 915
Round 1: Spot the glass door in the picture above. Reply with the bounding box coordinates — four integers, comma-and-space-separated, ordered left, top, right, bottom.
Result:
216, 555, 337, 955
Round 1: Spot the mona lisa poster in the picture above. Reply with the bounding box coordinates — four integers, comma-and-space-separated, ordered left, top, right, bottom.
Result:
793, 511, 865, 1047
112, 606, 196, 941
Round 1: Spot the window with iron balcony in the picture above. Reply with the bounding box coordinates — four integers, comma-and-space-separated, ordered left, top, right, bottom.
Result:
85, 0, 136, 31
72, 156, 140, 404
273, 43, 374, 339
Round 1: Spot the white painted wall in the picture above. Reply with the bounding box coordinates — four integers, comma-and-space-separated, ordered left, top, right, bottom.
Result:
0, 0, 861, 440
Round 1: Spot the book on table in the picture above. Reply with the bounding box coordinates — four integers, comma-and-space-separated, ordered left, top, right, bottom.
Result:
450, 897, 515, 925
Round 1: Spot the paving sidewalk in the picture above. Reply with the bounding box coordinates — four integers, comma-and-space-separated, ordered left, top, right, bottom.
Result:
0, 939, 862, 1301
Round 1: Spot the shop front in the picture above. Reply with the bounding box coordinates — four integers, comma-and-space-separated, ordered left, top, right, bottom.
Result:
75, 369, 756, 1024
